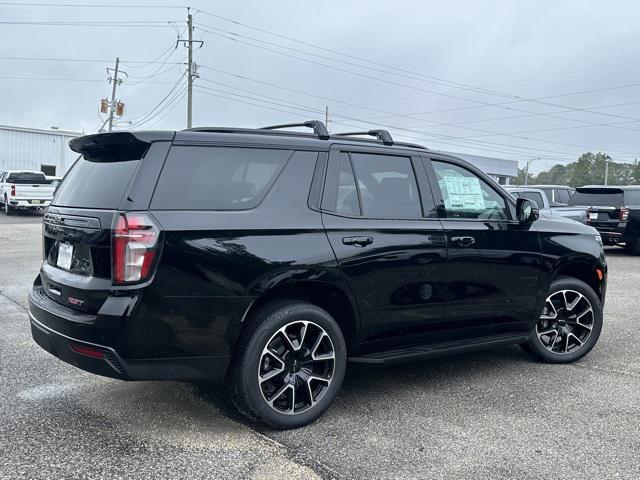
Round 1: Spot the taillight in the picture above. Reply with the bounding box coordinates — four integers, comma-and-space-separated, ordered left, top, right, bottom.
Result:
112, 212, 159, 284
10, 185, 15, 196
619, 207, 630, 222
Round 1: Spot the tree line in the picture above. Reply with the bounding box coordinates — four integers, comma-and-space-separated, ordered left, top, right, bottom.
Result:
514, 152, 640, 187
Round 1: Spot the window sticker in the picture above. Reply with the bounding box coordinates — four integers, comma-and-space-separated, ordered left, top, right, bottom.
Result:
442, 176, 486, 210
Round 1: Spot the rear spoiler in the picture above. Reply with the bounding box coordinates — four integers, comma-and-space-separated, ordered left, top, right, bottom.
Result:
69, 131, 173, 162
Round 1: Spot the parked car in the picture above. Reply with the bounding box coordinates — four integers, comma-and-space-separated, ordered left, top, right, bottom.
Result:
46, 175, 63, 187
506, 186, 588, 224
569, 186, 640, 253
527, 184, 575, 206
0, 170, 56, 215
28, 122, 607, 429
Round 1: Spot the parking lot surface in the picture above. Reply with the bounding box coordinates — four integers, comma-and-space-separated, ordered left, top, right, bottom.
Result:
1, 217, 639, 479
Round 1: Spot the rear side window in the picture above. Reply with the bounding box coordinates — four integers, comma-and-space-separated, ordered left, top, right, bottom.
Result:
569, 191, 624, 207
7, 172, 48, 184
53, 158, 141, 208
624, 190, 640, 205
151, 146, 291, 210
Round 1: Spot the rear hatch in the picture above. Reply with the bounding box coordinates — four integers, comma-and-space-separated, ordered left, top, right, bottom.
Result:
6, 172, 54, 201
569, 187, 625, 230
40, 133, 152, 315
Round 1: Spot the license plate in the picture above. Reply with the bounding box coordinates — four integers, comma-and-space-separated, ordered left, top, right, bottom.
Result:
31, 200, 41, 205
588, 211, 598, 220
57, 243, 73, 270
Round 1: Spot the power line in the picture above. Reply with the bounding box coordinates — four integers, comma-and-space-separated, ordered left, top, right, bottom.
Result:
193, 12, 640, 124
0, 55, 185, 65
0, 1, 184, 6
124, 73, 186, 124
196, 71, 640, 155
192, 83, 576, 160
0, 20, 183, 27
195, 23, 640, 134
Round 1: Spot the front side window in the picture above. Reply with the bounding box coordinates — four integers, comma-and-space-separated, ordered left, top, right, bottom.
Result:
517, 191, 545, 208
431, 160, 509, 220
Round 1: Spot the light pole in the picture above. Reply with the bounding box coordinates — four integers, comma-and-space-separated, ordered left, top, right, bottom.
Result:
524, 157, 539, 186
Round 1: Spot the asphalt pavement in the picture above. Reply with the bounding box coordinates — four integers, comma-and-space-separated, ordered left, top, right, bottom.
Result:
1, 214, 638, 479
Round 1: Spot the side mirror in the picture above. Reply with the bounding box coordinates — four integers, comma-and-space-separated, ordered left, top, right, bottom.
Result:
516, 198, 539, 223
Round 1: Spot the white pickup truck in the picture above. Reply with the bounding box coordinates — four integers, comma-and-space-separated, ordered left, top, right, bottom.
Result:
0, 170, 57, 215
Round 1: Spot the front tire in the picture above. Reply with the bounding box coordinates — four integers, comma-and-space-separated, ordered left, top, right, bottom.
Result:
228, 301, 347, 429
522, 277, 603, 364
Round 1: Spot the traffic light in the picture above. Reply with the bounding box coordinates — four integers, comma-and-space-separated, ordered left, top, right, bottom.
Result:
100, 98, 108, 113
116, 102, 125, 116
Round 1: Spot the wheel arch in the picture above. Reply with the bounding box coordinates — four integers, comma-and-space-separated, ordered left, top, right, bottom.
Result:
239, 280, 359, 352
551, 259, 604, 300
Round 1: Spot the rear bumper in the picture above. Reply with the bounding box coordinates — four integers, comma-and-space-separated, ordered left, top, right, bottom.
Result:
28, 287, 231, 382
9, 199, 50, 208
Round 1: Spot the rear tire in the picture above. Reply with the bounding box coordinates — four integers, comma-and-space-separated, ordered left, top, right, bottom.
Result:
227, 301, 346, 429
4, 196, 13, 216
521, 277, 603, 364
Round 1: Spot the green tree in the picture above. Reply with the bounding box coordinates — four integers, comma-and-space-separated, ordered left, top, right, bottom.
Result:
513, 167, 533, 185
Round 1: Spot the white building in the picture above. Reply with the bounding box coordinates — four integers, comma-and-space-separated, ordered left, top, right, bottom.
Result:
0, 125, 83, 177
445, 151, 519, 185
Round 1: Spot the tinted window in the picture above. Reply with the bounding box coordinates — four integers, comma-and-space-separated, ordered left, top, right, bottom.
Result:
517, 191, 545, 208
349, 153, 422, 218
625, 190, 640, 205
53, 158, 140, 208
431, 160, 509, 220
569, 191, 624, 207
334, 152, 360, 216
7, 172, 48, 184
557, 189, 571, 204
151, 146, 290, 210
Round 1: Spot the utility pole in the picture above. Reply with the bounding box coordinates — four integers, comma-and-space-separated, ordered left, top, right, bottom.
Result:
187, 13, 193, 128
177, 9, 203, 128
325, 106, 329, 130
107, 57, 123, 132
604, 157, 609, 185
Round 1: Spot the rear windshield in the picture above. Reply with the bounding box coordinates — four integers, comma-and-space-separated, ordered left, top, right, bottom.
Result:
569, 191, 624, 207
7, 172, 48, 184
53, 157, 140, 208
151, 146, 291, 210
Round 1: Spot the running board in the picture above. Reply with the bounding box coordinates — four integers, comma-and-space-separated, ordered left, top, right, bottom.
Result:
348, 334, 529, 365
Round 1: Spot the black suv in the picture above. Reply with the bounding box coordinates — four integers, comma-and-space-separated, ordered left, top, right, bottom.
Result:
569, 186, 640, 253
28, 121, 607, 429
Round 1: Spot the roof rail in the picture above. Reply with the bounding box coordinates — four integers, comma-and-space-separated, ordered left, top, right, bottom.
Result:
334, 129, 394, 146
262, 120, 329, 140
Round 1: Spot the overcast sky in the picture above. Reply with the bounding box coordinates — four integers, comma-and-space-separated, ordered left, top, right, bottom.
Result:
2, 0, 640, 172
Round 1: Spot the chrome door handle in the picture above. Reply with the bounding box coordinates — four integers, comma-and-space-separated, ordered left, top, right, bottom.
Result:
342, 236, 374, 247
450, 236, 475, 247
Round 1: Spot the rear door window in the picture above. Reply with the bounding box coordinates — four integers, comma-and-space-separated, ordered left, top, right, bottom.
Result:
323, 151, 424, 218
53, 158, 141, 208
151, 146, 291, 210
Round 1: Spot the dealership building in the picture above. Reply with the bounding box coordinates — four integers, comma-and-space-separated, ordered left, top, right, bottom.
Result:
0, 124, 83, 177
0, 125, 519, 184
